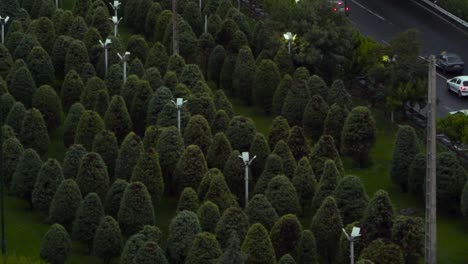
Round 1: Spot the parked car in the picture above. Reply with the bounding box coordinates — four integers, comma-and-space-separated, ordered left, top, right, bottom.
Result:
436, 52, 464, 75
446, 76, 468, 97
436, 134, 452, 148
449, 109, 468, 115
330, 0, 350, 15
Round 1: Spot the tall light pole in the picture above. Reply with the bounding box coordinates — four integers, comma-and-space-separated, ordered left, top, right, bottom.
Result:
0, 117, 5, 254
110, 16, 122, 37
239, 152, 256, 208
0, 16, 10, 44
171, 98, 187, 133
204, 14, 208, 33
109, 1, 121, 17
99, 39, 112, 76
199, 0, 202, 11
283, 32, 296, 55
342, 226, 361, 264
117, 51, 131, 82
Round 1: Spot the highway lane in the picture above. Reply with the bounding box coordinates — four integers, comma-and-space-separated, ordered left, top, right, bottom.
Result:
346, 0, 468, 117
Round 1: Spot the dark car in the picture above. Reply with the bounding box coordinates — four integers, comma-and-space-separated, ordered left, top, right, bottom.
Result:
436, 52, 464, 75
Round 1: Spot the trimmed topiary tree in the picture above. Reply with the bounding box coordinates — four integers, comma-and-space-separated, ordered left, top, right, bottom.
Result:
32, 159, 64, 212
245, 194, 278, 231
266, 175, 301, 216
32, 85, 62, 131
272, 140, 296, 180
333, 175, 368, 225
254, 59, 281, 113
186, 92, 216, 123
62, 145, 87, 180
133, 241, 168, 264
183, 115, 213, 155
174, 144, 208, 194
216, 206, 249, 249
48, 179, 83, 228
272, 74, 293, 116
216, 231, 247, 264
390, 125, 420, 192
179, 64, 205, 91
296, 229, 318, 264
323, 104, 348, 150
92, 130, 118, 177
311, 159, 340, 214
119, 226, 162, 264
2, 137, 24, 186
74, 110, 104, 151
361, 190, 394, 245
302, 95, 329, 141
222, 150, 245, 202
436, 152, 466, 213
156, 126, 184, 191
63, 103, 85, 148
142, 126, 161, 151
270, 214, 302, 259
11, 148, 42, 202
359, 239, 404, 264
129, 80, 152, 135
131, 147, 164, 206
93, 215, 123, 264
5, 102, 26, 135
219, 53, 236, 92
268, 116, 290, 151
39, 224, 72, 264
186, 232, 222, 264
146, 86, 174, 126
391, 215, 424, 264
278, 254, 296, 264
72, 192, 104, 252
61, 70, 84, 113
65, 40, 89, 75
281, 69, 311, 127
292, 157, 316, 214
211, 110, 230, 134
76, 152, 110, 201
249, 132, 271, 181
166, 210, 201, 264
26, 46, 54, 86
408, 153, 425, 196
328, 79, 352, 109
254, 154, 284, 195
206, 132, 232, 169
207, 45, 226, 87
309, 135, 344, 181
214, 89, 234, 118
104, 95, 132, 143
177, 187, 200, 213
232, 46, 256, 104
145, 42, 168, 74
104, 179, 128, 219
204, 172, 238, 213
241, 223, 276, 264
9, 66, 36, 107
0, 94, 15, 126
157, 101, 191, 131
115, 132, 143, 182
287, 126, 309, 161
197, 201, 220, 233
68, 16, 89, 40
118, 182, 155, 237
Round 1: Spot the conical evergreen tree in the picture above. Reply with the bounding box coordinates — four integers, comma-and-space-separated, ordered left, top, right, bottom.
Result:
167, 54, 186, 77
272, 74, 293, 116
292, 157, 316, 214
311, 160, 339, 214
166, 210, 201, 264
61, 70, 84, 113
48, 179, 82, 228
207, 132, 232, 169
216, 231, 247, 264
281, 68, 311, 126
134, 241, 168, 264
268, 116, 290, 150
63, 103, 85, 147
145, 42, 168, 74
307, 75, 328, 99
328, 79, 352, 109
65, 39, 89, 75
93, 215, 123, 264
323, 104, 348, 150
309, 135, 345, 181
131, 148, 164, 206
2, 137, 24, 186
266, 175, 301, 216
436, 152, 466, 213
207, 45, 226, 88
296, 229, 318, 264
32, 159, 64, 212
26, 46, 54, 86
197, 201, 220, 233
216, 206, 249, 249
9, 66, 36, 107
104, 95, 133, 143
157, 101, 191, 131
11, 148, 42, 202
241, 223, 276, 264
115, 132, 144, 182
183, 115, 213, 155
278, 254, 296, 264
92, 130, 118, 177
254, 154, 284, 195
254, 59, 281, 113
214, 89, 234, 118
156, 126, 184, 192
146, 86, 174, 126
272, 140, 296, 180
204, 172, 238, 212
211, 110, 230, 134
120, 226, 162, 264
104, 179, 128, 219
32, 85, 62, 132
5, 101, 27, 135
274, 48, 294, 75
74, 110, 104, 151
222, 150, 246, 202
62, 144, 87, 180
72, 192, 104, 251
177, 187, 200, 213
129, 80, 152, 135
390, 125, 420, 192
361, 190, 394, 245
39, 224, 72, 264
80, 76, 106, 110
0, 94, 15, 125
174, 145, 208, 194
142, 126, 161, 151
287, 126, 309, 161
76, 152, 110, 201
391, 215, 424, 264
302, 95, 329, 141
232, 46, 256, 104
334, 175, 369, 225
359, 239, 404, 264
68, 16, 89, 40
408, 153, 426, 196
245, 194, 278, 231
249, 132, 271, 180
186, 92, 216, 123
143, 67, 163, 92
51, 35, 73, 79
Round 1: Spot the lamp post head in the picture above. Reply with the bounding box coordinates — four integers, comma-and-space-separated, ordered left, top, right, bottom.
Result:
111, 16, 121, 24
351, 227, 361, 238
125, 51, 130, 56
176, 98, 186, 107
295, 0, 300, 2
241, 152, 250, 162
0, 16, 10, 24
110, 0, 121, 8
283, 32, 292, 40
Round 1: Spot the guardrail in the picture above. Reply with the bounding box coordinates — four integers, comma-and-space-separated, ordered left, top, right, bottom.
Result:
417, 0, 468, 28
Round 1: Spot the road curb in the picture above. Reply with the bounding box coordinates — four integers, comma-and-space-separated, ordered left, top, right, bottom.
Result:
414, 0, 468, 33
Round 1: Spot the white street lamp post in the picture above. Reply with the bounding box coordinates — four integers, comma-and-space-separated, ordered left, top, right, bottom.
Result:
342, 227, 361, 264
99, 39, 112, 76
117, 51, 131, 82
0, 16, 10, 44
199, 0, 202, 11
239, 152, 256, 208
204, 14, 208, 33
109, 1, 121, 17
171, 98, 187, 133
283, 32, 296, 55
110, 16, 122, 37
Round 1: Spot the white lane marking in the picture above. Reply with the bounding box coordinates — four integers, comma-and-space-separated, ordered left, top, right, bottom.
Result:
351, 0, 386, 21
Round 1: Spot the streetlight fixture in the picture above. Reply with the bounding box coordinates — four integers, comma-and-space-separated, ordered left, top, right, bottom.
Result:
171, 98, 187, 133
283, 32, 296, 55
117, 51, 131, 82
0, 16, 10, 44
238, 152, 256, 208
99, 39, 112, 76
109, 0, 121, 17
342, 226, 361, 264
109, 16, 123, 37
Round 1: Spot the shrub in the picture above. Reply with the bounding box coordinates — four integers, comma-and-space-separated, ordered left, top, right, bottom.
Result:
390, 125, 420, 192
129, 80, 152, 135
179, 64, 205, 91
141, 127, 161, 151
408, 153, 425, 196
156, 126, 184, 190
216, 206, 249, 249
359, 239, 404, 264
204, 172, 238, 212
93, 216, 123, 263
361, 190, 394, 244
463, 180, 468, 219
391, 215, 424, 263
302, 95, 329, 141
266, 175, 301, 216
196, 33, 215, 76
177, 187, 199, 213
76, 152, 110, 201
245, 194, 278, 231
334, 175, 369, 225
186, 232, 222, 264
63, 103, 85, 147
183, 115, 213, 155
241, 223, 276, 264
309, 135, 344, 181
144, 3, 162, 40
206, 132, 232, 169
296, 229, 318, 264
323, 104, 348, 150
254, 154, 284, 195
103, 95, 132, 143
278, 254, 296, 264
272, 74, 293, 116
145, 42, 168, 74
143, 67, 163, 92
0, 94, 15, 127
28, 17, 56, 54
174, 145, 208, 194
74, 110, 104, 151
115, 132, 143, 181
11, 148, 42, 202
120, 226, 162, 264
9, 66, 36, 107
61, 70, 84, 113
167, 54, 186, 77
219, 53, 237, 92
166, 210, 201, 263
134, 241, 168, 264
248, 133, 270, 180
292, 157, 316, 213
281, 69, 311, 126
274, 48, 294, 75
104, 179, 128, 219
32, 85, 62, 131
26, 46, 54, 87
62, 144, 87, 179
39, 224, 72, 264
328, 79, 352, 109
65, 40, 89, 76
310, 159, 340, 214
72, 193, 104, 251
32, 159, 64, 212
157, 101, 191, 130
207, 45, 226, 87
126, 35, 149, 64
68, 16, 88, 40
131, 148, 164, 205
92, 130, 118, 177
2, 137, 24, 186
226, 116, 256, 152
232, 46, 256, 104
211, 110, 230, 134
80, 76, 107, 109
213, 89, 234, 118
186, 92, 216, 123
80, 62, 96, 83
222, 150, 246, 200
146, 86, 173, 126
287, 126, 309, 160
268, 116, 290, 150
436, 152, 466, 213
13, 34, 39, 62
20, 108, 49, 156
197, 201, 220, 233
217, 231, 247, 264
48, 179, 82, 228
254, 59, 281, 113
272, 140, 296, 180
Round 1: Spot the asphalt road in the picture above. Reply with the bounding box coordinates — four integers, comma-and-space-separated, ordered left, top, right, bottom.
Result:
347, 0, 468, 117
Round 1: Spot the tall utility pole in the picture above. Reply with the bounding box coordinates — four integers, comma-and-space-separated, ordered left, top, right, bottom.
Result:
425, 55, 437, 264
239, 152, 256, 208
172, 0, 179, 55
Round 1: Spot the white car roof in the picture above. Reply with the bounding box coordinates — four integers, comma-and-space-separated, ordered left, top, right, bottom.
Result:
451, 76, 468, 81
449, 109, 468, 115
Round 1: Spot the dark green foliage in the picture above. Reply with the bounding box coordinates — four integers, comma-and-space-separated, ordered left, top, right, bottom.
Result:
145, 42, 168, 74
390, 125, 420, 192
328, 79, 352, 109
80, 62, 96, 83
359, 239, 404, 264
272, 140, 296, 180
254, 154, 283, 195
63, 103, 85, 148
119, 226, 162, 264
338, 222, 365, 264
0, 94, 15, 125
93, 216, 123, 263
408, 153, 425, 196
222, 150, 245, 201
198, 168, 221, 203
207, 45, 226, 87
128, 58, 145, 79
310, 196, 342, 264
32, 159, 64, 212
391, 216, 424, 263
334, 175, 369, 225
272, 74, 293, 116
65, 40, 89, 76
266, 175, 300, 216
62, 144, 87, 180
20, 108, 49, 156
13, 34, 39, 61
0, 77, 7, 97
186, 232, 222, 264
187, 92, 216, 123
241, 223, 276, 264
2, 137, 24, 186
196, 33, 215, 76
278, 254, 296, 264
245, 194, 278, 231
204, 172, 238, 212
167, 210, 201, 264
216, 18, 238, 46
39, 224, 72, 264
72, 193, 104, 251
104, 95, 132, 143
296, 230, 318, 264
226, 116, 256, 152
207, 132, 232, 169
129, 80, 152, 135
104, 179, 128, 219
157, 101, 191, 130
292, 157, 316, 213
115, 132, 143, 181
142, 125, 161, 151
92, 89, 110, 118
90, 7, 111, 38
1, 125, 15, 142
184, 115, 213, 155
134, 241, 168, 264
211, 110, 230, 134
220, 53, 237, 92
216, 206, 249, 249
274, 48, 294, 75
268, 116, 290, 150
28, 17, 56, 54
341, 106, 377, 166
9, 66, 36, 107
5, 32, 24, 61
72, 0, 90, 17
302, 95, 329, 141
287, 126, 309, 160
309, 135, 344, 181
217, 231, 247, 264
154, 9, 172, 41
32, 85, 62, 131
61, 70, 84, 113
229, 30, 248, 54
361, 190, 394, 244
26, 46, 54, 86
11, 148, 42, 201
232, 46, 256, 104
0, 44, 13, 79
311, 160, 339, 214
131, 148, 164, 206
68, 16, 88, 40
92, 130, 118, 177
74, 110, 104, 150
105, 64, 123, 96
182, 1, 202, 35
281, 69, 311, 127
76, 152, 110, 201
437, 152, 466, 213
254, 59, 280, 113
82, 27, 101, 53
143, 67, 163, 92
174, 145, 208, 194
144, 3, 162, 41
53, 10, 74, 36
80, 76, 107, 110
163, 71, 178, 91
118, 182, 155, 237
48, 179, 82, 227
156, 126, 184, 188
306, 75, 328, 102
5, 102, 27, 135
197, 201, 220, 233
213, 89, 234, 117
323, 104, 348, 150
249, 133, 270, 180
127, 35, 149, 64
167, 54, 186, 77
179, 64, 205, 91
